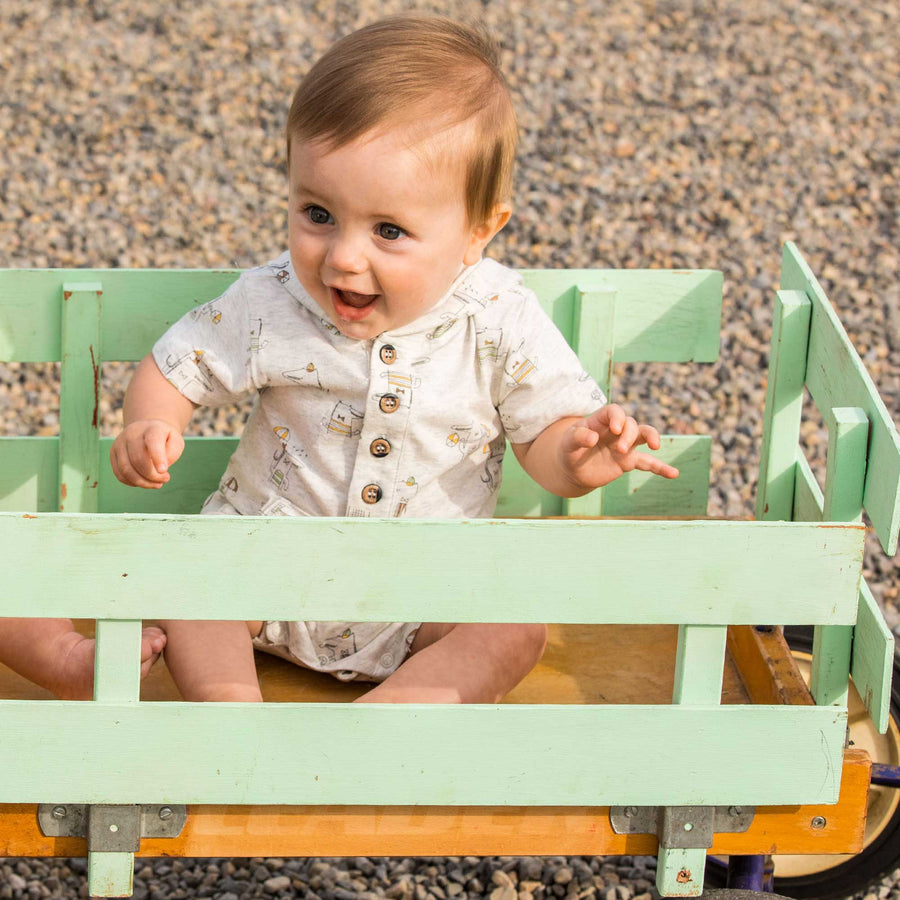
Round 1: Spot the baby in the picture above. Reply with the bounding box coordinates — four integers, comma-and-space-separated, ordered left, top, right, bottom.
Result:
3, 15, 678, 703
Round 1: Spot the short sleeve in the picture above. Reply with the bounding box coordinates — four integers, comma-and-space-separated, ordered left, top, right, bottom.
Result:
152, 276, 255, 407
494, 289, 607, 444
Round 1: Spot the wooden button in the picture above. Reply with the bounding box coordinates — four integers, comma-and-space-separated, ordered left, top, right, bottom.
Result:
370, 438, 391, 457
379, 394, 400, 414
361, 484, 383, 504
380, 344, 397, 365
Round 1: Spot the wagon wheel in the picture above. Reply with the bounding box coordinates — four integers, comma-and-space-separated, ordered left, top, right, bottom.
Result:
700, 892, 795, 900
706, 626, 900, 899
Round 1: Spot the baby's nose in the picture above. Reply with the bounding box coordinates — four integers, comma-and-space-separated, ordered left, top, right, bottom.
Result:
325, 232, 367, 274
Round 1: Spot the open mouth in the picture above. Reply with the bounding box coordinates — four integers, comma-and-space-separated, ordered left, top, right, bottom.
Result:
331, 287, 379, 322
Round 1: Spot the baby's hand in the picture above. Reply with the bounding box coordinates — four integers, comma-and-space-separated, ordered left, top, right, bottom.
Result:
110, 419, 185, 489
559, 404, 679, 490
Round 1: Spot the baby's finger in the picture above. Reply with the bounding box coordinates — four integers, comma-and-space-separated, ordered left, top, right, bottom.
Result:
143, 427, 172, 474
113, 448, 166, 489
639, 424, 662, 450
634, 453, 679, 479
564, 422, 601, 452
616, 416, 640, 452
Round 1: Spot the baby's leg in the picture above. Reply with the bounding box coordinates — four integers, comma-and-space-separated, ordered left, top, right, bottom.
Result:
358, 623, 548, 704
0, 618, 166, 700
159, 620, 262, 702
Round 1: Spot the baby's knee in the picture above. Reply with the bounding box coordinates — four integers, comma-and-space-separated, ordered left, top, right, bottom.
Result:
511, 622, 549, 665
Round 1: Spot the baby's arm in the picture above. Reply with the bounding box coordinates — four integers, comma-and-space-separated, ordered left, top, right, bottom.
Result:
110, 354, 197, 489
511, 403, 679, 498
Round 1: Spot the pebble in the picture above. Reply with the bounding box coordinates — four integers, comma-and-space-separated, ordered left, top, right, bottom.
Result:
1, 2, 899, 900
262, 875, 290, 893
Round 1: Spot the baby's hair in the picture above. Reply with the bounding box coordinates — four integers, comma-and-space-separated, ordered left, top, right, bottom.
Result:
286, 14, 517, 226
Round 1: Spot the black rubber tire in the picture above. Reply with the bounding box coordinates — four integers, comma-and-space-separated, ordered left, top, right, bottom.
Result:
705, 625, 900, 899
701, 892, 795, 900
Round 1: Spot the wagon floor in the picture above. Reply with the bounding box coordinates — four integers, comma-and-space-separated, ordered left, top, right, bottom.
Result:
0, 624, 809, 705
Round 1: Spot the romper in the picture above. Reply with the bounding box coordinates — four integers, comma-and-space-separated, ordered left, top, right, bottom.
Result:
153, 252, 605, 681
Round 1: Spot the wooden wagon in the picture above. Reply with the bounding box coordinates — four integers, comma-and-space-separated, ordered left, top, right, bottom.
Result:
1, 243, 897, 898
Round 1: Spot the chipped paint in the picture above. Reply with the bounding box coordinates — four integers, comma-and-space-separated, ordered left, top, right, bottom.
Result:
676, 869, 692, 883
89, 345, 100, 429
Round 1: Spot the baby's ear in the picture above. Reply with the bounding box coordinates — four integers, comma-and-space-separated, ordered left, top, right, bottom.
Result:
463, 203, 512, 265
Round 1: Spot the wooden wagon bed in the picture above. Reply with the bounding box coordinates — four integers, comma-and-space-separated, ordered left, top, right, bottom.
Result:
1, 243, 897, 897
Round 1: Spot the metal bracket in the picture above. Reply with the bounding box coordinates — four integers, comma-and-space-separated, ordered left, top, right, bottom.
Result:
610, 805, 755, 849
38, 804, 186, 851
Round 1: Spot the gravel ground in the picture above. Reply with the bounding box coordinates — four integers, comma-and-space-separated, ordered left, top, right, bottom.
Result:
1, 1, 899, 898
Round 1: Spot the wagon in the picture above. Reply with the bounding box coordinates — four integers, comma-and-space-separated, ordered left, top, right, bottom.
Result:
0, 243, 898, 899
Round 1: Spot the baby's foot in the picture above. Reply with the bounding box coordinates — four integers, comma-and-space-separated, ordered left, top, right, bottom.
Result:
52, 626, 167, 700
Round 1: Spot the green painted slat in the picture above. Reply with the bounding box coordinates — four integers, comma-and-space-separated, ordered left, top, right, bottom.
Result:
521, 269, 722, 363
0, 437, 58, 512
1, 268, 721, 364
663, 622, 727, 897
0, 269, 242, 362
781, 243, 900, 554
59, 284, 102, 513
811, 624, 852, 709
657, 847, 706, 897
572, 285, 617, 398
0, 702, 847, 806
0, 515, 864, 624
89, 619, 143, 899
756, 290, 811, 521
793, 453, 824, 522
98, 437, 238, 514
823, 407, 868, 523
88, 852, 133, 899
495, 435, 711, 518
94, 620, 142, 702
561, 285, 617, 517
672, 625, 727, 705
1, 435, 708, 518
852, 580, 894, 734
602, 436, 711, 516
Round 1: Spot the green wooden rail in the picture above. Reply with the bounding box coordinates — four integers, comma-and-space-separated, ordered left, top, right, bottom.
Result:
0, 247, 897, 899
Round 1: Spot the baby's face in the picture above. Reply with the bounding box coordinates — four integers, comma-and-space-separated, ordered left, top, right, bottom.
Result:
287, 128, 503, 340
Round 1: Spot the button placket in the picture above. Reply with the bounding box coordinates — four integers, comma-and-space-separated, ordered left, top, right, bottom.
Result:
345, 340, 412, 515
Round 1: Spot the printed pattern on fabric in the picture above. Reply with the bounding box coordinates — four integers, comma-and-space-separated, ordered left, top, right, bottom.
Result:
153, 252, 605, 521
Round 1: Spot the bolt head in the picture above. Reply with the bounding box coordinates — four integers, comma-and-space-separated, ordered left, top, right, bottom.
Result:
158, 806, 173, 820
51, 806, 67, 820
811, 816, 827, 829
623, 806, 638, 818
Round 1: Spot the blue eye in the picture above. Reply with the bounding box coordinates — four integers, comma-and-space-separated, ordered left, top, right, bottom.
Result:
377, 223, 405, 241
305, 205, 333, 225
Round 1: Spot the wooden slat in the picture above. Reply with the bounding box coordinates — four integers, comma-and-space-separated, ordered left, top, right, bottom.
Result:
97, 437, 238, 514
0, 515, 864, 623
755, 290, 811, 521
661, 623, 727, 895
521, 269, 722, 363
0, 269, 242, 362
781, 242, 900, 553
823, 406, 868, 523
852, 580, 895, 734
793, 452, 825, 522
496, 435, 712, 518
58, 283, 102, 513
0, 437, 58, 512
0, 751, 869, 859
0, 701, 847, 806
1, 267, 722, 364
561, 285, 617, 517
727, 626, 814, 706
